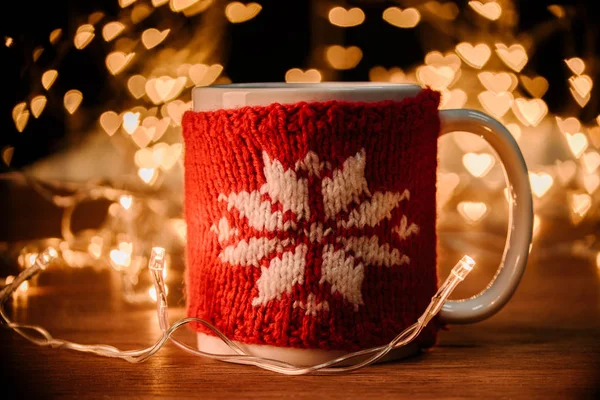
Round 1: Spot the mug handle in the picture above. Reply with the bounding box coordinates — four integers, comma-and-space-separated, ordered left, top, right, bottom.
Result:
437, 109, 534, 324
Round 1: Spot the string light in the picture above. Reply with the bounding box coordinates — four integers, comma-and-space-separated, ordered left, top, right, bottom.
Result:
0, 169, 182, 303
0, 248, 476, 375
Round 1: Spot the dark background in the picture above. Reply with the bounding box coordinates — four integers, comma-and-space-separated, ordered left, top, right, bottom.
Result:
1, 0, 599, 170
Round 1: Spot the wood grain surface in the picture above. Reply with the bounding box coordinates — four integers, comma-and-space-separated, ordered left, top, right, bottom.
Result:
1, 182, 599, 399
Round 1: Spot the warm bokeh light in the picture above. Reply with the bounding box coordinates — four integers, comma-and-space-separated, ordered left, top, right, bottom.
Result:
512, 98, 548, 127
416, 64, 455, 91
325, 45, 362, 70
170, 0, 210, 13
569, 74, 593, 107
439, 88, 467, 109
520, 75, 548, 98
41, 70, 58, 91
123, 112, 141, 134
468, 1, 502, 21
119, 0, 137, 8
548, 5, 566, 19
426, 51, 461, 71
457, 201, 489, 224
188, 64, 223, 86
529, 172, 554, 198
100, 111, 122, 136
74, 24, 95, 50
583, 173, 599, 194
368, 66, 405, 83
170, 218, 187, 241
2, 147, 14, 167
12, 102, 29, 133
225, 2, 262, 23
106, 51, 135, 75
128, 75, 147, 99
495, 43, 528, 72
565, 132, 589, 159
565, 57, 585, 75
478, 71, 517, 93
142, 28, 170, 49
456, 42, 491, 69
285, 68, 322, 83
556, 116, 581, 134
582, 151, 600, 174
30, 95, 47, 119
63, 90, 83, 114
382, 7, 420, 28
138, 167, 158, 185
88, 236, 104, 260
478, 90, 513, 118
145, 76, 187, 104
437, 172, 460, 207
32, 47, 44, 62
103, 22, 126, 42
328, 7, 365, 28
119, 195, 133, 210
109, 242, 133, 270
463, 152, 495, 178
555, 160, 577, 185
568, 192, 592, 225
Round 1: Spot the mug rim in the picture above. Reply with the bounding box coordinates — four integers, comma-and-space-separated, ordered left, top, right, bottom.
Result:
192, 82, 424, 111
195, 82, 422, 92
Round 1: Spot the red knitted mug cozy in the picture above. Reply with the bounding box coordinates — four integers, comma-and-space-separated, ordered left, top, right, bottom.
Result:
182, 88, 441, 351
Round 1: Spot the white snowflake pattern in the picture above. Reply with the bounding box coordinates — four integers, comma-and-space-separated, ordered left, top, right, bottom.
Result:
210, 149, 419, 313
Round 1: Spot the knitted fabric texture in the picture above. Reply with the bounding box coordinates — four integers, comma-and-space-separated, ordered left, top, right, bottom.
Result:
182, 89, 441, 351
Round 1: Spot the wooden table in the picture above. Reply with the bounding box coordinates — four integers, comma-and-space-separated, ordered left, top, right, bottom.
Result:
1, 183, 599, 399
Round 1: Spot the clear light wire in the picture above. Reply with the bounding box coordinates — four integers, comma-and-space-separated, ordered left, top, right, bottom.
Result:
0, 246, 476, 375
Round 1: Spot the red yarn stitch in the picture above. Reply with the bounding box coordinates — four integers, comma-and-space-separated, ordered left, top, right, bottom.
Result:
182, 89, 441, 351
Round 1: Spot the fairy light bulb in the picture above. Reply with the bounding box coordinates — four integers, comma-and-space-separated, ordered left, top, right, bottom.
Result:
0, 248, 57, 302
419, 255, 476, 326
453, 255, 475, 280
37, 247, 58, 270
149, 247, 166, 270
148, 247, 169, 331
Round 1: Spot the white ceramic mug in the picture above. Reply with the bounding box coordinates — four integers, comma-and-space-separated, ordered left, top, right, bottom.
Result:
188, 82, 533, 365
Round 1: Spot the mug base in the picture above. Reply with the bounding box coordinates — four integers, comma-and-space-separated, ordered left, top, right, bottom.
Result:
197, 332, 421, 367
